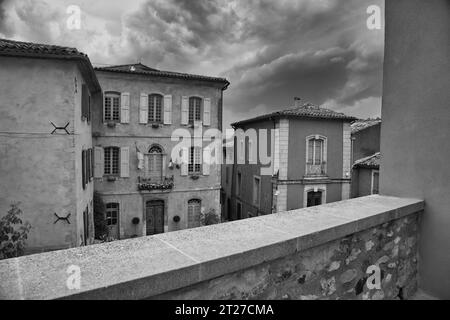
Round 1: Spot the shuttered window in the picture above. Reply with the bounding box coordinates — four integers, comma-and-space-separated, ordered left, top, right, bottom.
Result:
148, 94, 163, 123
104, 92, 120, 122
307, 138, 324, 165
147, 146, 163, 182
188, 97, 202, 124
187, 199, 201, 228
189, 146, 202, 173
81, 84, 91, 122
82, 150, 86, 189
104, 147, 120, 175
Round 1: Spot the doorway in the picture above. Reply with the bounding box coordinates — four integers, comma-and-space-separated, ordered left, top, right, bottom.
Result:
146, 200, 164, 235
307, 191, 323, 207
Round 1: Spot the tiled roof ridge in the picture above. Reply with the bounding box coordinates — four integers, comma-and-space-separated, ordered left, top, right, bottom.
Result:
0, 38, 86, 58
232, 102, 356, 127
95, 63, 229, 85
353, 152, 381, 168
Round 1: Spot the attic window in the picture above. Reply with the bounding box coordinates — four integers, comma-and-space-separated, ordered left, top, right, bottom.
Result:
130, 66, 136, 72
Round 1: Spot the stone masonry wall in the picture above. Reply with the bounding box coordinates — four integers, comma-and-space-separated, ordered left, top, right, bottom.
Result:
152, 214, 419, 300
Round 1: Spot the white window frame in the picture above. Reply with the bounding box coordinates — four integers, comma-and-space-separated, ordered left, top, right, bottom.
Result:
188, 146, 202, 174
104, 146, 120, 176
188, 96, 203, 124
104, 92, 121, 123
253, 175, 261, 208
148, 93, 164, 123
305, 134, 328, 175
371, 169, 380, 194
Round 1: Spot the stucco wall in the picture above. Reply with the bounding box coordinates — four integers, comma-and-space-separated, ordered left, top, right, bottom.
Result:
233, 119, 275, 219
0, 57, 93, 252
381, 0, 450, 298
352, 168, 373, 198
352, 124, 380, 163
288, 118, 345, 180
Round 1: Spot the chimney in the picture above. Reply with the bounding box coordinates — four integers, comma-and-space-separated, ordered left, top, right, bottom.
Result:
294, 97, 301, 108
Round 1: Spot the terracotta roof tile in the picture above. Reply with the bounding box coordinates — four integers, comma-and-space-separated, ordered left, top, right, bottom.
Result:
353, 152, 380, 169
95, 63, 229, 87
351, 118, 381, 134
232, 103, 356, 127
0, 38, 87, 58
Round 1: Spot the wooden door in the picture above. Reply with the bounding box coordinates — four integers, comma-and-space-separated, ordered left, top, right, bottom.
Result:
307, 191, 322, 207
146, 200, 164, 235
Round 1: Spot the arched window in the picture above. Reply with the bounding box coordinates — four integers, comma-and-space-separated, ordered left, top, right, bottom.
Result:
306, 135, 327, 176
189, 97, 202, 124
148, 94, 163, 123
187, 199, 201, 228
104, 92, 120, 122
147, 145, 163, 182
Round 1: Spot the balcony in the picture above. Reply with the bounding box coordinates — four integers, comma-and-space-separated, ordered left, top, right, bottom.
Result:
0, 195, 423, 300
137, 175, 174, 191
305, 162, 327, 177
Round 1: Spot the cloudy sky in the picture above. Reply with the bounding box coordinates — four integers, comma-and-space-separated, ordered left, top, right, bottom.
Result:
0, 0, 384, 127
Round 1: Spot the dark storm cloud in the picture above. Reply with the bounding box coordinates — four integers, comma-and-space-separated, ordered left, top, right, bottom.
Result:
1, 0, 384, 126
0, 0, 13, 36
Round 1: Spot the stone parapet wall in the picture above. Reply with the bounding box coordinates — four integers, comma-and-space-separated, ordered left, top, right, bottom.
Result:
0, 195, 423, 300
153, 214, 419, 300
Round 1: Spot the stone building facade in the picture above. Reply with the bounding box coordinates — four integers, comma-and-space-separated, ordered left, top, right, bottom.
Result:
92, 63, 229, 239
227, 102, 355, 220
0, 39, 101, 252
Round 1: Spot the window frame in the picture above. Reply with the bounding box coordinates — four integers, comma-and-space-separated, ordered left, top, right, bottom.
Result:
148, 93, 163, 123
104, 146, 120, 176
188, 146, 202, 174
187, 199, 202, 228
104, 91, 121, 123
253, 175, 261, 208
146, 145, 164, 181
188, 96, 202, 124
105, 202, 119, 226
305, 135, 328, 175
371, 169, 380, 194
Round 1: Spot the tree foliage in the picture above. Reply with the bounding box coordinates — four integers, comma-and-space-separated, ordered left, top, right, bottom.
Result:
0, 204, 32, 260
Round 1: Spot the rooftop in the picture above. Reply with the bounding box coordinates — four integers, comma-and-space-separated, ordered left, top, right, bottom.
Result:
231, 103, 357, 127
351, 118, 382, 134
0, 38, 101, 92
95, 63, 230, 88
353, 152, 381, 169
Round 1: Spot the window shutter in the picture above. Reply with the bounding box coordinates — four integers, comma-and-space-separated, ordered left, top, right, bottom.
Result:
120, 92, 130, 124
102, 92, 106, 123
81, 84, 88, 120
181, 147, 188, 176
94, 147, 104, 178
203, 98, 211, 126
82, 150, 86, 189
181, 96, 189, 125
203, 147, 210, 176
163, 94, 172, 125
139, 93, 148, 124
120, 147, 130, 178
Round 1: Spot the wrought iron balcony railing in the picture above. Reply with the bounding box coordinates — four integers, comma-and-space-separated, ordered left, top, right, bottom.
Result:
137, 175, 174, 191
305, 161, 327, 176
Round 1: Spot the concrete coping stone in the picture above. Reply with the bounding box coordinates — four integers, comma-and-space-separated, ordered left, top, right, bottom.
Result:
0, 195, 424, 299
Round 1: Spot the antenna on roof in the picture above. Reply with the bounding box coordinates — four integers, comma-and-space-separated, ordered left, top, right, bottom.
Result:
294, 97, 301, 108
